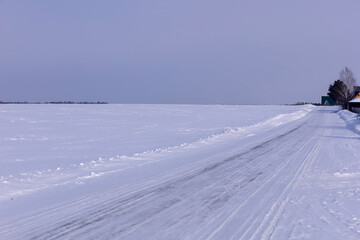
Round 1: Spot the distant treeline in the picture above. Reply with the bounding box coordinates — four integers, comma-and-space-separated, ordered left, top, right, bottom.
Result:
0, 101, 108, 104
287, 102, 321, 106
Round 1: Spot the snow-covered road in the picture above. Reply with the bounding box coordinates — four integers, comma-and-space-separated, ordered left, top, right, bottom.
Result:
1, 106, 360, 239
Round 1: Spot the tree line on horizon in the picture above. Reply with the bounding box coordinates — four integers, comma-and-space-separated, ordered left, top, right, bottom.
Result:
327, 67, 357, 108
0, 101, 108, 104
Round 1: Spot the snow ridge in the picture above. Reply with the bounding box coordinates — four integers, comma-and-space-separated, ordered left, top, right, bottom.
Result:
0, 106, 314, 203
338, 110, 360, 135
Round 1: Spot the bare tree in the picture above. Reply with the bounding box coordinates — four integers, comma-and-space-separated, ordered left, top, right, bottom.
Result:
339, 67, 357, 97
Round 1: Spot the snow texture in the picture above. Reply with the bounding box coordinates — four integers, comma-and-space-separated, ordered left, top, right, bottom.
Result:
1, 104, 360, 239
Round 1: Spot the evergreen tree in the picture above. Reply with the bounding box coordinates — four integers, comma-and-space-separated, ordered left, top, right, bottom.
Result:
328, 80, 350, 107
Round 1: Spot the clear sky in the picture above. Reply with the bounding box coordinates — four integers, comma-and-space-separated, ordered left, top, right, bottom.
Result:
1, 0, 360, 104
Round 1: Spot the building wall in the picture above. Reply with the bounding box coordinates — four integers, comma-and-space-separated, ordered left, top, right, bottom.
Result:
321, 96, 336, 105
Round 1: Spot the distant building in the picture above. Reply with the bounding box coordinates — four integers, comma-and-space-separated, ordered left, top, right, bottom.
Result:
354, 86, 360, 95
348, 87, 360, 113
321, 96, 336, 105
348, 97, 360, 113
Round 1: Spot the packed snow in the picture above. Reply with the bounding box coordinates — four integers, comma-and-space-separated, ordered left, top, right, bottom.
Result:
1, 104, 360, 239
0, 104, 312, 204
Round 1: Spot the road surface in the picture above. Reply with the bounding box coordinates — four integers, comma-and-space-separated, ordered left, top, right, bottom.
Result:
1, 107, 360, 239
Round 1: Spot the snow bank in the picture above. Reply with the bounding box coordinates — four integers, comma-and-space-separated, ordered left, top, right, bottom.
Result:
338, 110, 360, 135
0, 104, 313, 202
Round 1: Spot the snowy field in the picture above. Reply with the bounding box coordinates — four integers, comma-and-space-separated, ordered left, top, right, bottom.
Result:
0, 104, 311, 204
1, 104, 360, 239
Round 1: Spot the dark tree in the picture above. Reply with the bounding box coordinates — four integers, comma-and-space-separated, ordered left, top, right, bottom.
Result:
328, 80, 351, 107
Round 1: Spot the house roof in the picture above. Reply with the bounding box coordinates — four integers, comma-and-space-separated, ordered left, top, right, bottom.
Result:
349, 97, 360, 103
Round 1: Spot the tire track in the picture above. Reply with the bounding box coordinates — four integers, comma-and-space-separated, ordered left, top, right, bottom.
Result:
1, 111, 322, 240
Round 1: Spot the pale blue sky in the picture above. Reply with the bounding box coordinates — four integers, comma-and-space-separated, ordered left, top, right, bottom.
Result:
1, 0, 360, 104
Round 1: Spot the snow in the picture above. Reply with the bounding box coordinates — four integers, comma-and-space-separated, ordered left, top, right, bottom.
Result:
270, 108, 360, 239
1, 104, 360, 239
349, 97, 360, 103
0, 104, 313, 204
338, 109, 360, 135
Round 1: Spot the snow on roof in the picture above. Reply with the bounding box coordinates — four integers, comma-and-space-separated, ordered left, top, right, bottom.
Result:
349, 97, 360, 103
